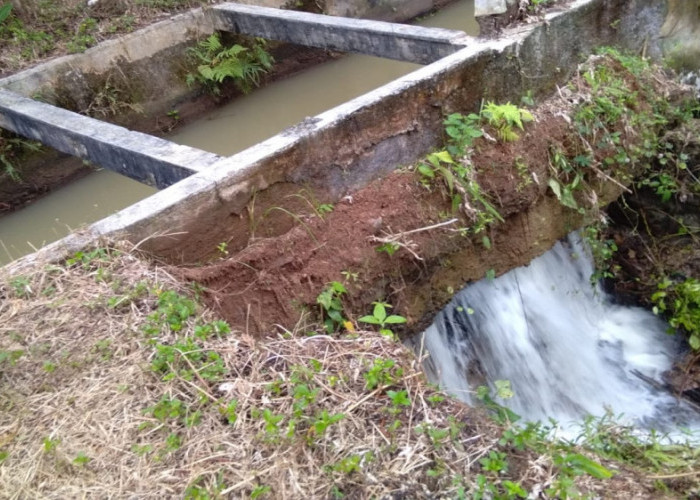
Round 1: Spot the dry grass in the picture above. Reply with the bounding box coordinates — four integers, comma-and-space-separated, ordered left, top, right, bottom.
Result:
0, 0, 219, 76
0, 244, 670, 499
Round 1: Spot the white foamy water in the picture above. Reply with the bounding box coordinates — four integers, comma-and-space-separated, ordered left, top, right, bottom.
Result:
417, 233, 699, 438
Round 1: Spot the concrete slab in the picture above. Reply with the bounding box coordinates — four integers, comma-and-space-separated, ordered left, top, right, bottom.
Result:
211, 2, 473, 64
0, 90, 221, 188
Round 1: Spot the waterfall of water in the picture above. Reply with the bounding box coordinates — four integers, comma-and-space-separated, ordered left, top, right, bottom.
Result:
417, 233, 699, 436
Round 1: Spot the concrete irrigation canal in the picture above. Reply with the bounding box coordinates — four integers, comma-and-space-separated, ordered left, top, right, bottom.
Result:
2, 1, 700, 498
0, 0, 667, 271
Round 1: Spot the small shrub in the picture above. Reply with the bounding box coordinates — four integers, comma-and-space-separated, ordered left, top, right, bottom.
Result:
186, 33, 274, 95
482, 102, 534, 142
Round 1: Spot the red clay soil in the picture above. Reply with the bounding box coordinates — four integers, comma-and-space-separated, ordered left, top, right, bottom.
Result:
180, 114, 572, 336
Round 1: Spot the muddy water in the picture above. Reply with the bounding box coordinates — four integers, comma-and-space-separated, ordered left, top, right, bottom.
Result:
0, 1, 476, 265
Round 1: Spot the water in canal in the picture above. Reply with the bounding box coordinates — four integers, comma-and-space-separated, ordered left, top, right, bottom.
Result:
0, 0, 476, 265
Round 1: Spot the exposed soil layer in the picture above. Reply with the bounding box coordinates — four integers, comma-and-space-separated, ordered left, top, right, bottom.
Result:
180, 110, 589, 336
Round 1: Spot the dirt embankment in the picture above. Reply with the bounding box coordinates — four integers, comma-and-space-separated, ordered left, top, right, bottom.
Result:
181, 53, 700, 375
605, 118, 700, 404
179, 106, 596, 336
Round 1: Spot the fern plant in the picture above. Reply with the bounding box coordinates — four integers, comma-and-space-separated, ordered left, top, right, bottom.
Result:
186, 33, 274, 95
482, 101, 534, 142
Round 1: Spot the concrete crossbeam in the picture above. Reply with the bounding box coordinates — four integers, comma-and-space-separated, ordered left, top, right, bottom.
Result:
211, 2, 472, 65
0, 90, 221, 189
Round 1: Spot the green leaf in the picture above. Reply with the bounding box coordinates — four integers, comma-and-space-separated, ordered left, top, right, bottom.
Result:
0, 4, 13, 24
384, 315, 407, 324
434, 150, 454, 164
690, 334, 700, 351
373, 302, 387, 322
358, 315, 381, 325
327, 309, 344, 323
549, 178, 564, 200
417, 163, 434, 178
560, 188, 578, 210
520, 109, 534, 123
331, 281, 347, 294
565, 453, 613, 479
495, 380, 514, 399
436, 165, 455, 193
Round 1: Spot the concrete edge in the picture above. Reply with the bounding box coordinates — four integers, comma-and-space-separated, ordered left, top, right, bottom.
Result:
0, 89, 222, 188
212, 2, 475, 64
0, 9, 214, 97
1, 36, 510, 276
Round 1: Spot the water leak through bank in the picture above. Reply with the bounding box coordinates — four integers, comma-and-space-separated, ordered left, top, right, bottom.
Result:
417, 233, 700, 439
0, 0, 476, 265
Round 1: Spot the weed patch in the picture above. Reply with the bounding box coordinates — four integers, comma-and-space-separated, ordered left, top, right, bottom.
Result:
1, 246, 676, 498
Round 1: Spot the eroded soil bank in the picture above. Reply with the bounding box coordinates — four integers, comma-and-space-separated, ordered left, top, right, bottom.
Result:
604, 118, 700, 406
180, 50, 700, 410
180, 117, 575, 336
179, 55, 664, 330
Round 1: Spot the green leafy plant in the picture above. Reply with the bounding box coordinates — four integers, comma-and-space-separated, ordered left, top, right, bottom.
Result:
418, 146, 503, 236
475, 383, 520, 425
325, 453, 369, 474
375, 241, 400, 256
547, 146, 585, 213
311, 410, 344, 436
67, 17, 98, 53
261, 408, 284, 436
340, 270, 358, 283
358, 301, 406, 339
10, 276, 32, 298
250, 484, 271, 499
639, 171, 679, 203
480, 450, 508, 474
652, 277, 700, 350
386, 389, 410, 407
286, 189, 334, 220
0, 349, 24, 367
583, 224, 619, 282
43, 437, 60, 454
72, 451, 91, 466
316, 281, 347, 333
482, 102, 534, 142
150, 337, 226, 382
363, 357, 402, 390
443, 112, 482, 155
64, 247, 113, 269
143, 289, 197, 336
186, 33, 274, 95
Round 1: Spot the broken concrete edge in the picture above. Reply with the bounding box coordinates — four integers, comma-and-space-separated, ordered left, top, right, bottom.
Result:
0, 89, 222, 189
2, 0, 664, 277
474, 0, 515, 17
211, 2, 474, 65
